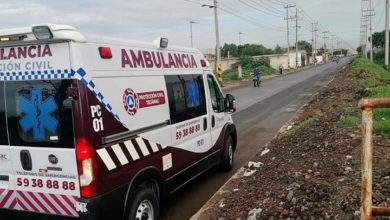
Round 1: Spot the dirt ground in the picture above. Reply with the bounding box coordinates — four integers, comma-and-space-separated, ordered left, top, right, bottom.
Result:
203, 64, 390, 219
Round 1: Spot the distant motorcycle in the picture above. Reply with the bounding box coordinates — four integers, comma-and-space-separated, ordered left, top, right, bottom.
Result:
252, 75, 261, 87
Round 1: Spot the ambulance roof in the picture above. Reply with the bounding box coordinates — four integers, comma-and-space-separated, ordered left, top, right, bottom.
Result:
0, 24, 201, 54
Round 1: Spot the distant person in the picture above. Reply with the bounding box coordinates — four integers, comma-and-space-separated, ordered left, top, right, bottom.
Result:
278, 64, 283, 75
252, 66, 260, 87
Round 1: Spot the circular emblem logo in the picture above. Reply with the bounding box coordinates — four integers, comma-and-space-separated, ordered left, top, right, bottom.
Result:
123, 88, 139, 115
48, 154, 58, 165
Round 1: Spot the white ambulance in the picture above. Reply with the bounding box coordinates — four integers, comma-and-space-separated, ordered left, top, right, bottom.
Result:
0, 24, 237, 220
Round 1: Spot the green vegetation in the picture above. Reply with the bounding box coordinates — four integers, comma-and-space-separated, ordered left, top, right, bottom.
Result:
351, 58, 390, 87
337, 116, 361, 128
350, 57, 390, 137
286, 111, 323, 135
223, 55, 276, 83
287, 117, 316, 134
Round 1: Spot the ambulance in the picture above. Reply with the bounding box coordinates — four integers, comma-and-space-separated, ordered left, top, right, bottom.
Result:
0, 24, 237, 220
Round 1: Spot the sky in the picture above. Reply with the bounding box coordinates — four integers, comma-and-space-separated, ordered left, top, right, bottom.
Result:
0, 0, 386, 53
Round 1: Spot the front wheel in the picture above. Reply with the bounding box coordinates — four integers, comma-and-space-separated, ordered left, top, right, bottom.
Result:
220, 135, 234, 171
127, 187, 159, 220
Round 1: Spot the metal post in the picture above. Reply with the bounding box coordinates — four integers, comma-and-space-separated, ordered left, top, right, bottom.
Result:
385, 0, 389, 68
361, 107, 373, 220
359, 98, 390, 220
238, 32, 243, 46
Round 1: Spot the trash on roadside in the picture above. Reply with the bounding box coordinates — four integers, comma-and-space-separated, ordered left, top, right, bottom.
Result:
260, 148, 270, 156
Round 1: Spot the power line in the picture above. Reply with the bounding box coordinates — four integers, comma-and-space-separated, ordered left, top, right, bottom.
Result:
238, 0, 285, 18
218, 6, 286, 32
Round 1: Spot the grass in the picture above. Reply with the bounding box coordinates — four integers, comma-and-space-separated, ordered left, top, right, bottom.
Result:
286, 111, 323, 135
351, 58, 390, 87
337, 116, 361, 128
222, 65, 276, 83
349, 57, 390, 137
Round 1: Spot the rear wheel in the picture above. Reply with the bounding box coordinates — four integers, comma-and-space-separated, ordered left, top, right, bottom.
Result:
220, 135, 234, 171
128, 187, 159, 220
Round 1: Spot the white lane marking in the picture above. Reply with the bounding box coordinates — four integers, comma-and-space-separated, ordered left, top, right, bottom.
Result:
124, 140, 140, 161
136, 138, 150, 156
111, 144, 129, 165
96, 148, 117, 171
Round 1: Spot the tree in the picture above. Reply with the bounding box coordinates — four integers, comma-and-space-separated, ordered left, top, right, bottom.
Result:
372, 30, 385, 48
356, 46, 362, 54
297, 41, 313, 55
221, 43, 238, 58
221, 43, 274, 57
274, 44, 284, 54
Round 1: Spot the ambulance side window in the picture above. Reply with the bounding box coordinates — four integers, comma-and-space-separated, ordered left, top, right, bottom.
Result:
5, 80, 75, 148
0, 82, 8, 145
165, 74, 207, 124
207, 75, 224, 113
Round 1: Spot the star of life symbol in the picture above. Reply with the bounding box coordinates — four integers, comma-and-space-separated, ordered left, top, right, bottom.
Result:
19, 88, 58, 141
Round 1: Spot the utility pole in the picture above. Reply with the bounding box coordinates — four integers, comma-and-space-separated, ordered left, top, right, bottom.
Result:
369, 0, 373, 61
202, 0, 221, 82
238, 32, 243, 46
363, 0, 374, 61
330, 35, 336, 56
189, 20, 196, 48
294, 8, 301, 69
311, 22, 318, 65
311, 23, 314, 64
323, 31, 329, 60
284, 3, 296, 69
385, 0, 389, 68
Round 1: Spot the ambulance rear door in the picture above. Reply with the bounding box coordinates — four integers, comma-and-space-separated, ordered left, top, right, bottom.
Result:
0, 42, 81, 217
0, 81, 14, 210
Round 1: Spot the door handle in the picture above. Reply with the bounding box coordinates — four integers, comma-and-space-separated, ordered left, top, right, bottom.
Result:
0, 175, 9, 181
212, 115, 215, 128
20, 150, 32, 171
203, 117, 207, 131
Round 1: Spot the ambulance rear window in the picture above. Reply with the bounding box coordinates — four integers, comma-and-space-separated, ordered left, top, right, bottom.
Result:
0, 82, 8, 145
5, 80, 75, 148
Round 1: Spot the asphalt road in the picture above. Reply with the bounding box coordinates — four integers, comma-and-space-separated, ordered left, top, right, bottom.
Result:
161, 57, 354, 220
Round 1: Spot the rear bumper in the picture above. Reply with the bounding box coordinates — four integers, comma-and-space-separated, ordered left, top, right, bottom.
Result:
0, 184, 129, 220
78, 183, 128, 220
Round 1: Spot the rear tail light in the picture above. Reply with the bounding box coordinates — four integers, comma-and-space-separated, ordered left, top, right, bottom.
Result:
76, 138, 99, 198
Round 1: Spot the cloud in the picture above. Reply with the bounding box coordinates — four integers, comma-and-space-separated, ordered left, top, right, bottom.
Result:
0, 0, 361, 51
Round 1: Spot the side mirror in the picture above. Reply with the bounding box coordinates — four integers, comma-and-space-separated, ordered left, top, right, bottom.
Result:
225, 94, 236, 113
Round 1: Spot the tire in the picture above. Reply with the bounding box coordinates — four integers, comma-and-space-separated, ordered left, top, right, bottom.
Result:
220, 135, 234, 171
127, 187, 159, 220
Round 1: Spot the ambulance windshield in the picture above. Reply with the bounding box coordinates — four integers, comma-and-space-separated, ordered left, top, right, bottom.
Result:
2, 79, 75, 148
